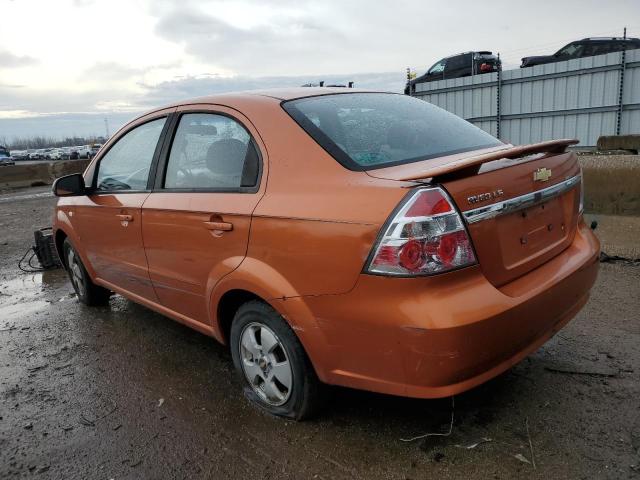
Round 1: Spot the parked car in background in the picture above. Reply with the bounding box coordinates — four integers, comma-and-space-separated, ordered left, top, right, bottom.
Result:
406, 51, 501, 94
10, 150, 29, 160
521, 37, 640, 68
68, 148, 80, 160
52, 88, 599, 420
29, 149, 45, 160
47, 148, 64, 160
89, 144, 102, 158
0, 148, 15, 166
77, 145, 92, 159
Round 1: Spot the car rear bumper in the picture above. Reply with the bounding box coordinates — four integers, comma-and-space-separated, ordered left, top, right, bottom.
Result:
299, 219, 600, 398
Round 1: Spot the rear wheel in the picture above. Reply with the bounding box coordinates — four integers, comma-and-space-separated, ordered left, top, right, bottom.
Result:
230, 300, 325, 420
63, 239, 111, 306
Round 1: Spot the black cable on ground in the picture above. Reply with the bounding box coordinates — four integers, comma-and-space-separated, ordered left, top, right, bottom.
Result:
599, 252, 640, 266
17, 247, 52, 273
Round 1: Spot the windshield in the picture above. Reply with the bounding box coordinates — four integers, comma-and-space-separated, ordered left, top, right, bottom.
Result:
282, 93, 501, 170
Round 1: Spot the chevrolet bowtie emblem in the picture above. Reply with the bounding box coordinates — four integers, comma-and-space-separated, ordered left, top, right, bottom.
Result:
533, 167, 552, 182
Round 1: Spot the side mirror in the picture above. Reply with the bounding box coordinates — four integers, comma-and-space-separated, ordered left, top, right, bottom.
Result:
53, 173, 86, 197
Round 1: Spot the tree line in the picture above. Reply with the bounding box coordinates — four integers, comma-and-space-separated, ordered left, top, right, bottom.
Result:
0, 135, 108, 150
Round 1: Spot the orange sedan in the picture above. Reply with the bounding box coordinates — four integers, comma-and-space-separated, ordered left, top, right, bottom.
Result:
52, 89, 599, 419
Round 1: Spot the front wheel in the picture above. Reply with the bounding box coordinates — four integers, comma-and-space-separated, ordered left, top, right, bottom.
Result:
63, 239, 111, 306
230, 300, 325, 420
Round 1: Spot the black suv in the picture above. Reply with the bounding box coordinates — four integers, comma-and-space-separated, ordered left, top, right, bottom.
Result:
521, 37, 640, 68
405, 51, 501, 94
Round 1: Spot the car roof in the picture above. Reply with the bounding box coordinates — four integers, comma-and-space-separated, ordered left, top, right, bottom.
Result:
168, 87, 381, 104
580, 36, 640, 41
441, 51, 493, 59
136, 87, 393, 119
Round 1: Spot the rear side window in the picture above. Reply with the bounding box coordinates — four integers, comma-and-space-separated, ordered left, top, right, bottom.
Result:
96, 117, 166, 191
556, 42, 584, 58
283, 93, 501, 170
446, 53, 471, 71
164, 113, 259, 190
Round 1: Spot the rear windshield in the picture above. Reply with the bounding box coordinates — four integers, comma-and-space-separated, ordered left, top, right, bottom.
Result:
282, 93, 501, 170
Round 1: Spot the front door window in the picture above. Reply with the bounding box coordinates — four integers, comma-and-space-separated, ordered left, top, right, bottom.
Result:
95, 118, 166, 191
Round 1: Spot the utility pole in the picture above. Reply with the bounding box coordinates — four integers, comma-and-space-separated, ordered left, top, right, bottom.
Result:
616, 27, 627, 136
496, 52, 502, 140
104, 117, 110, 139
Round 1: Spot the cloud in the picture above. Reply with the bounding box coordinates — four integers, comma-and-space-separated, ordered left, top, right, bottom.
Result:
84, 62, 148, 81
139, 71, 404, 106
0, 50, 37, 68
84, 61, 182, 82
154, 7, 345, 75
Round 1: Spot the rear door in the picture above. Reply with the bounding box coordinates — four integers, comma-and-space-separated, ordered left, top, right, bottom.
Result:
141, 106, 266, 324
73, 113, 171, 300
445, 53, 473, 78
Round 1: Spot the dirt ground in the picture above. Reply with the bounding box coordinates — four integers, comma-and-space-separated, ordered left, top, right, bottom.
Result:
1, 187, 639, 480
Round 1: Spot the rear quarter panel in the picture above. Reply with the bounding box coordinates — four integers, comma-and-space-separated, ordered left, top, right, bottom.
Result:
235, 96, 411, 296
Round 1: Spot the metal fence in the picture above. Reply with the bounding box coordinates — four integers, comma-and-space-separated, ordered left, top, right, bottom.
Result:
413, 49, 640, 146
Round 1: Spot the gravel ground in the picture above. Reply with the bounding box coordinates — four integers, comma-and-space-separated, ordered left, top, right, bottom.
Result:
0, 188, 639, 479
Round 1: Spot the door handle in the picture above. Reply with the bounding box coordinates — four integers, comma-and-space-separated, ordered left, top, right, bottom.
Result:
116, 214, 133, 222
204, 221, 233, 232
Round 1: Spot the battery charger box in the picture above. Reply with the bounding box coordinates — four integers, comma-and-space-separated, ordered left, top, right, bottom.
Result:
33, 228, 62, 269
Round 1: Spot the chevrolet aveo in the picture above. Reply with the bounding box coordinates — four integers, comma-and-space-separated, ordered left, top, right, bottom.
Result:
52, 89, 599, 419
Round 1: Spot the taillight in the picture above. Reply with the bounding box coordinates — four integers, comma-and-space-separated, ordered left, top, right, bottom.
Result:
365, 187, 477, 276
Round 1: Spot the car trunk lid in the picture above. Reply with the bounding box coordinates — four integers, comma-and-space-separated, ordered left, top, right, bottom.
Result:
367, 140, 582, 287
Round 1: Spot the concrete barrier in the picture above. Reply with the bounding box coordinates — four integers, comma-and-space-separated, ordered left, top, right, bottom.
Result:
597, 135, 640, 153
0, 160, 90, 189
578, 155, 640, 216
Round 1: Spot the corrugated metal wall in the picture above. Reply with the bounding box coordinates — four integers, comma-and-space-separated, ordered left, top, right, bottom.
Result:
413, 49, 640, 146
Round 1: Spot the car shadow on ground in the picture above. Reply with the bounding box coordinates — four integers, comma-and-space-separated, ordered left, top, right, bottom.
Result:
91, 291, 531, 437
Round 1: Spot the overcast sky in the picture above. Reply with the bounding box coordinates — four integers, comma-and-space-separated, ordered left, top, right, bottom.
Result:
1, 0, 638, 140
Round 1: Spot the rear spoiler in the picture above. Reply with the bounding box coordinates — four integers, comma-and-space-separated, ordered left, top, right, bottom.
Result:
399, 139, 579, 181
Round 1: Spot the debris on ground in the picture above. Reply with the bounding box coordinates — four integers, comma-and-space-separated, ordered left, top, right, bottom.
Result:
400, 397, 455, 442
543, 362, 619, 377
599, 252, 640, 265
455, 437, 492, 449
525, 417, 536, 470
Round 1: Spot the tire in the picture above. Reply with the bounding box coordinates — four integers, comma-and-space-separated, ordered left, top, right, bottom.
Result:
230, 300, 325, 420
62, 239, 111, 306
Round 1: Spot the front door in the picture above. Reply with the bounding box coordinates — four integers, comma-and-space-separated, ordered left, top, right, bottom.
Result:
426, 59, 446, 82
141, 109, 265, 324
73, 116, 168, 301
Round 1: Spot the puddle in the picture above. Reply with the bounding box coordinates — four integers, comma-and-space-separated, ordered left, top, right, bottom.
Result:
0, 300, 52, 319
0, 270, 69, 323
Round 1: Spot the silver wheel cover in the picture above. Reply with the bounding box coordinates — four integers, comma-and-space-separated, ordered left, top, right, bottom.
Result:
67, 248, 85, 297
239, 322, 293, 406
